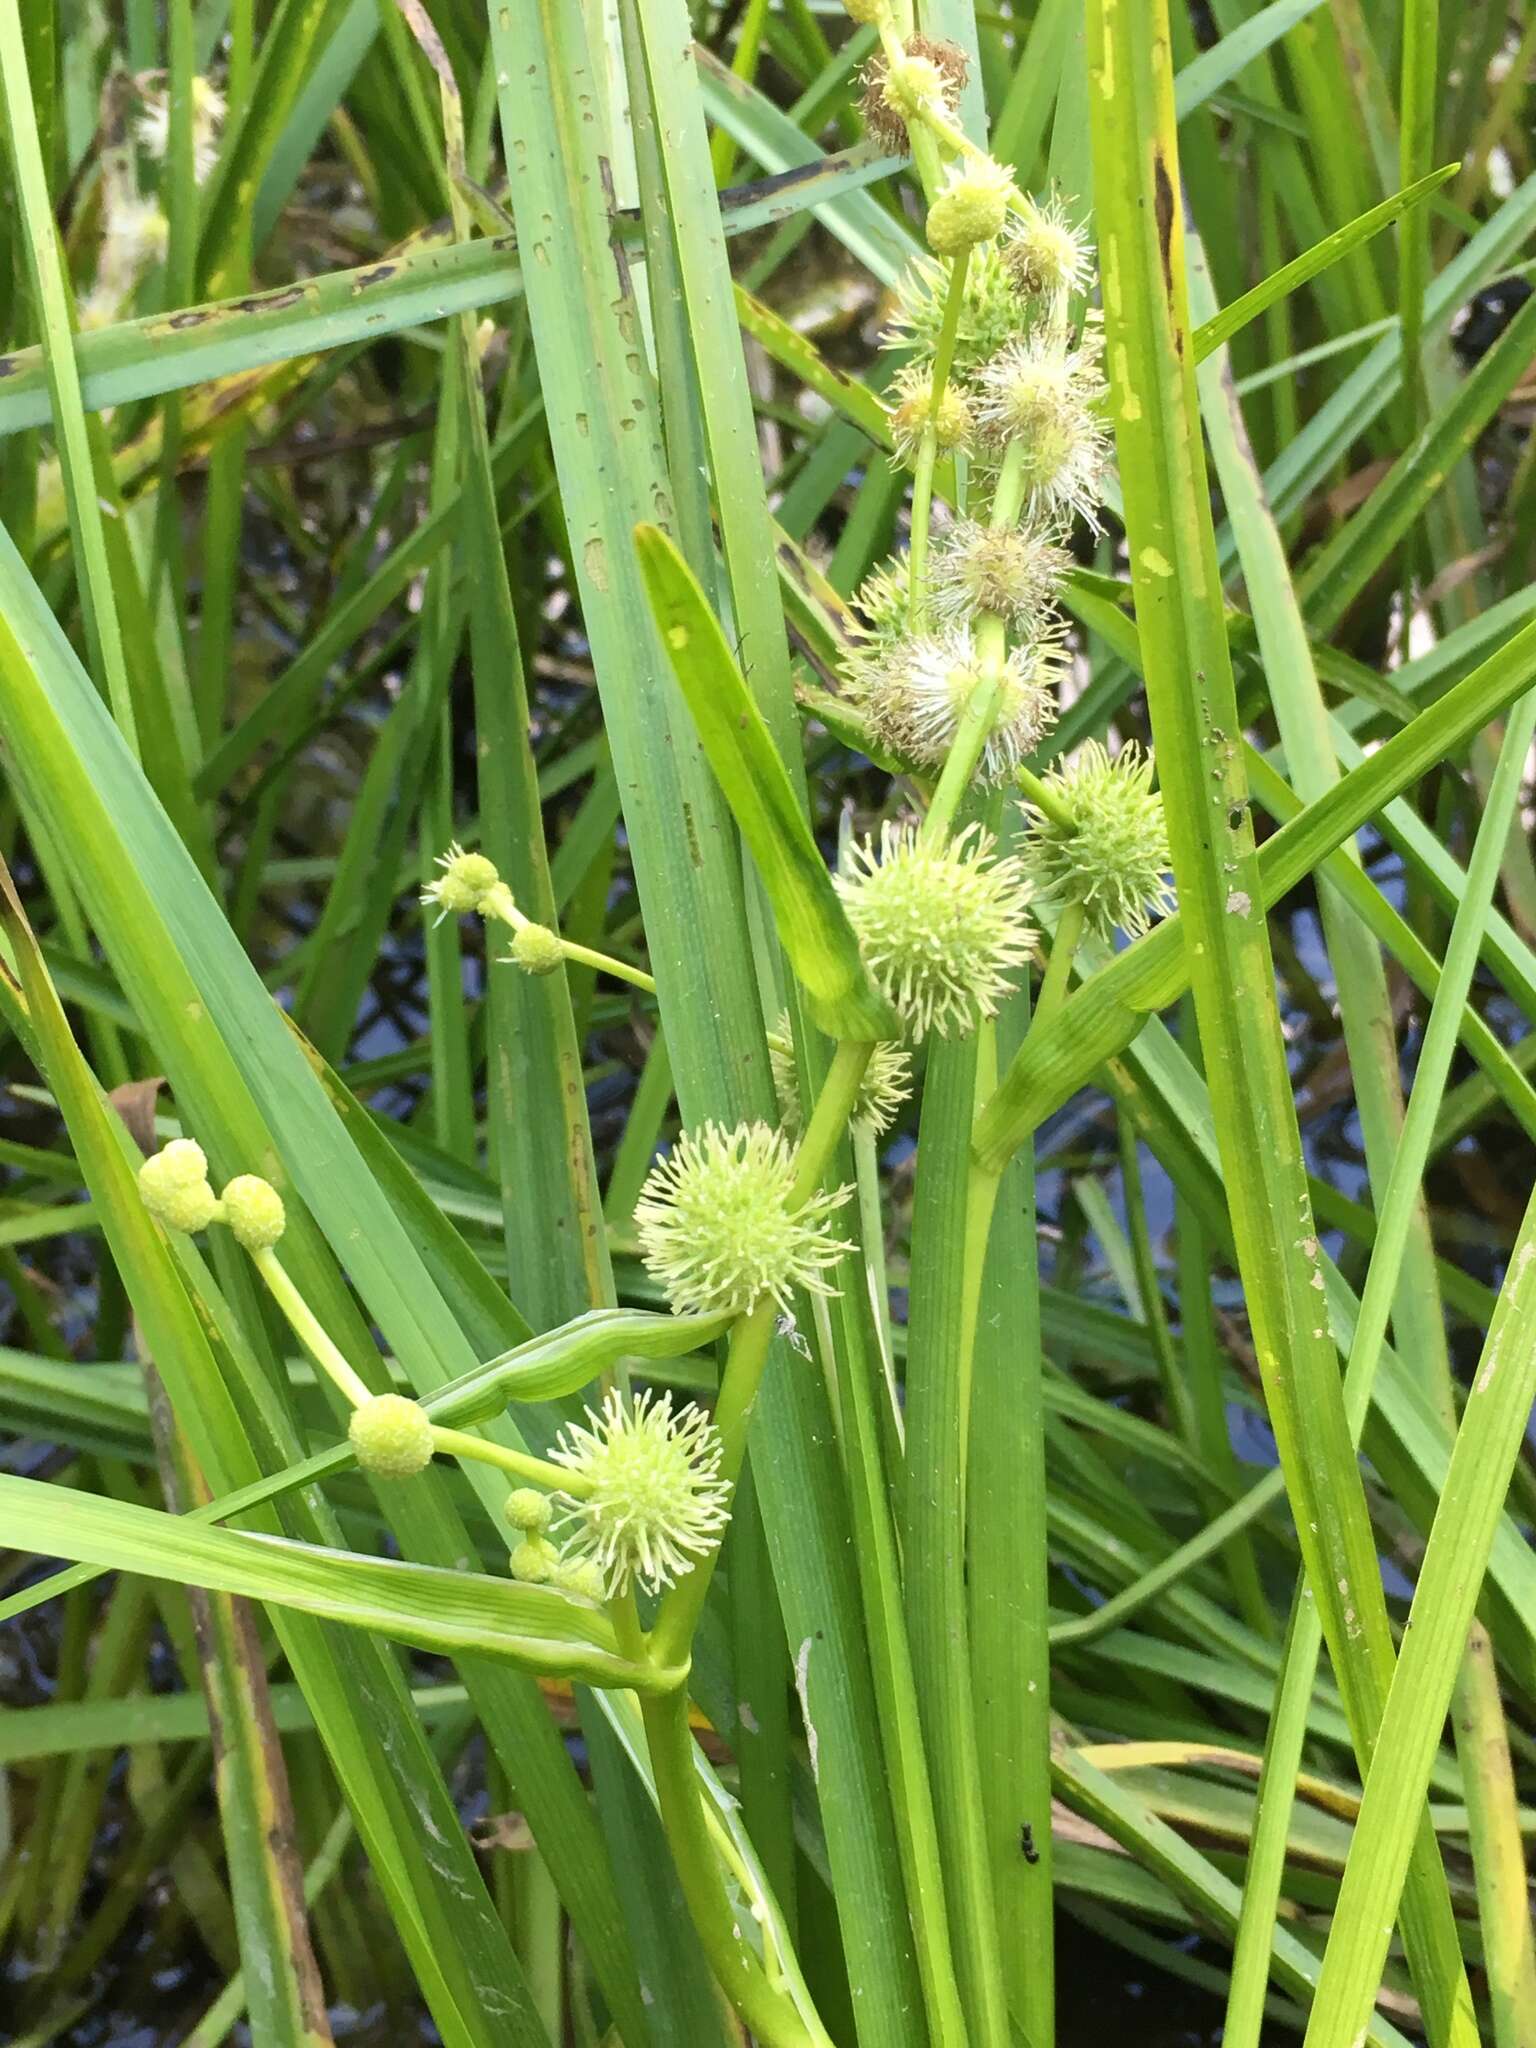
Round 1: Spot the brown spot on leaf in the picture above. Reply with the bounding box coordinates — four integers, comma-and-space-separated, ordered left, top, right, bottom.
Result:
354, 264, 396, 290
1153, 152, 1175, 300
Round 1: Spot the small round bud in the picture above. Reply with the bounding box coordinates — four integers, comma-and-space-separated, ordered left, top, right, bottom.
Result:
1020, 739, 1174, 939
926, 158, 1014, 258
551, 1389, 732, 1597
551, 1555, 608, 1602
505, 1487, 553, 1534
1003, 193, 1092, 302
509, 1536, 558, 1584
220, 1174, 285, 1251
509, 922, 565, 976
888, 366, 975, 468
840, 0, 886, 23
348, 1393, 435, 1479
863, 626, 1063, 784
635, 1120, 853, 1318
976, 331, 1110, 532
768, 1015, 912, 1140
836, 820, 1035, 1041
928, 519, 1072, 635
139, 1139, 220, 1235
421, 843, 503, 921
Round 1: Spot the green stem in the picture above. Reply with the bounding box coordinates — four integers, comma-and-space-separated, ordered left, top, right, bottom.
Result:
907, 249, 970, 626
638, 1688, 826, 2048
425, 1425, 578, 1495
1015, 759, 1075, 832
921, 618, 1006, 846
555, 938, 656, 994
250, 1247, 374, 1409
1032, 896, 1085, 1029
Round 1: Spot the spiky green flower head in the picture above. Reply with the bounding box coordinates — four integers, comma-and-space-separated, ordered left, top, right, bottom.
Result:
976, 328, 1110, 531
863, 627, 1063, 784
841, 556, 915, 696
421, 842, 504, 922
887, 245, 1030, 373
635, 1121, 853, 1317
509, 922, 565, 976
836, 820, 1035, 1040
1020, 739, 1174, 939
887, 363, 976, 469
348, 1393, 435, 1480
550, 1389, 732, 1597
767, 1015, 913, 1141
1003, 192, 1093, 304
928, 518, 1072, 634
220, 1174, 286, 1252
139, 1139, 220, 1235
927, 157, 1015, 259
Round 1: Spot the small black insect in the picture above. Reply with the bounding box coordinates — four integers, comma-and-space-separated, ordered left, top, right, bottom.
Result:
1020, 1823, 1040, 1867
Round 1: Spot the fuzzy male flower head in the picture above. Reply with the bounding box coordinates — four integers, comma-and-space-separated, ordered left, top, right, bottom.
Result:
136, 74, 227, 181
887, 245, 1031, 374
1020, 739, 1174, 939
1003, 193, 1093, 303
860, 34, 967, 151
767, 1015, 912, 1141
863, 626, 1063, 785
139, 1138, 220, 1235
635, 1121, 853, 1317
926, 157, 1015, 259
348, 1393, 435, 1480
887, 362, 975, 468
976, 328, 1109, 531
551, 1388, 732, 1597
421, 842, 504, 922
836, 819, 1035, 1040
220, 1174, 286, 1252
928, 518, 1072, 635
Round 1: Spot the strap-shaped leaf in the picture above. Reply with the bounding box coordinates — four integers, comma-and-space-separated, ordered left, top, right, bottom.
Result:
635, 523, 899, 1043
0, 1475, 679, 1692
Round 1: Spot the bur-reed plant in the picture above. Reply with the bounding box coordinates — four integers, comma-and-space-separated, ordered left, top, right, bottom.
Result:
0, 0, 1535, 2044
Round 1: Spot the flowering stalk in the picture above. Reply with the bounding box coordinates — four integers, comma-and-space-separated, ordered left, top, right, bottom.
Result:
907, 249, 971, 624
651, 1038, 874, 1668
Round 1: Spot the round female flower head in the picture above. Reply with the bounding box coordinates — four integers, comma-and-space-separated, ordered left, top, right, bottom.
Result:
220, 1174, 285, 1252
928, 518, 1072, 635
888, 364, 975, 469
635, 1121, 853, 1317
139, 1139, 220, 1235
1003, 193, 1093, 304
926, 157, 1015, 258
767, 1015, 913, 1141
837, 820, 1035, 1040
865, 626, 1063, 784
887, 245, 1031, 373
550, 1388, 731, 1598
1020, 739, 1174, 939
976, 331, 1109, 531
509, 922, 565, 976
422, 843, 503, 922
349, 1393, 435, 1480
842, 557, 914, 695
